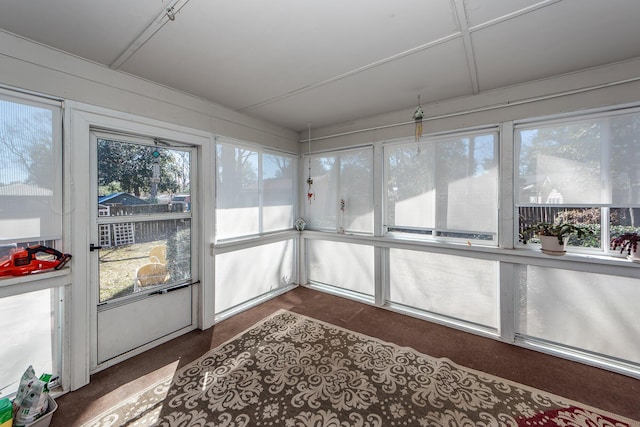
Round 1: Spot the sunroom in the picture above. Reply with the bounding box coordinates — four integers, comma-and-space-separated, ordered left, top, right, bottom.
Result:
0, 1, 639, 423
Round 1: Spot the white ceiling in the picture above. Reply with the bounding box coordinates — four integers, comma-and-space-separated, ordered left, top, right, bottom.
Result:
1, 0, 640, 132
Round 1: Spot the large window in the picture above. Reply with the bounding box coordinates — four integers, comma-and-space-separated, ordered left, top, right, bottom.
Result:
0, 90, 63, 397
516, 108, 640, 251
0, 92, 62, 247
304, 147, 373, 233
216, 139, 296, 240
384, 131, 498, 243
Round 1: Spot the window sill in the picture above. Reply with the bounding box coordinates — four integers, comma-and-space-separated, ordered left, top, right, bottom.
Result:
300, 231, 640, 276
0, 268, 71, 298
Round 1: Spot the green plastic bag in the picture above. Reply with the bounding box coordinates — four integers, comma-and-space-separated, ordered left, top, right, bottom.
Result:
0, 397, 12, 427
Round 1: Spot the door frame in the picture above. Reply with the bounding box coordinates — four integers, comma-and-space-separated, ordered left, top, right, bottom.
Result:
67, 102, 214, 390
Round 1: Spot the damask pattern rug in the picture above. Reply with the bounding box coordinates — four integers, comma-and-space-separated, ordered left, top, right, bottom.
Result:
82, 310, 638, 426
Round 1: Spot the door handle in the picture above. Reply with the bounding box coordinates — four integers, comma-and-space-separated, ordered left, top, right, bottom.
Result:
89, 243, 103, 252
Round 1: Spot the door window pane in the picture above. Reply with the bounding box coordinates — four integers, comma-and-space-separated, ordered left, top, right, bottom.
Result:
98, 219, 191, 302
97, 137, 192, 303
98, 138, 191, 214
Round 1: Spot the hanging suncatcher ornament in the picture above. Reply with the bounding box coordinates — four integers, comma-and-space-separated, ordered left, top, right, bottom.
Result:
307, 164, 314, 203
306, 123, 315, 204
413, 95, 424, 142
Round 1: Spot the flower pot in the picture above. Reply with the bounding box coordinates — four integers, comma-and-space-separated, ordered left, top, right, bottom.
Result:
539, 235, 568, 255
628, 249, 640, 263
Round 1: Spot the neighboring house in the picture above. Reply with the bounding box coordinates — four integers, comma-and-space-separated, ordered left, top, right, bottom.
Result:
98, 192, 149, 206
97, 193, 148, 247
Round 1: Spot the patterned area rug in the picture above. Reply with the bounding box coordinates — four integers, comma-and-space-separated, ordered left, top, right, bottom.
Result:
82, 310, 638, 426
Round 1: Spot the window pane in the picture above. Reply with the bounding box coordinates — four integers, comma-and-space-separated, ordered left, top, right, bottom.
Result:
517, 121, 601, 205
307, 240, 374, 296
386, 143, 435, 229
305, 148, 373, 233
518, 207, 601, 248
389, 249, 498, 329
517, 265, 640, 364
263, 153, 294, 232
98, 138, 191, 214
610, 208, 640, 242
215, 240, 295, 313
305, 155, 338, 230
0, 96, 61, 243
610, 112, 640, 205
0, 289, 59, 397
340, 150, 373, 233
516, 109, 640, 251
99, 219, 191, 302
386, 133, 497, 241
216, 144, 259, 239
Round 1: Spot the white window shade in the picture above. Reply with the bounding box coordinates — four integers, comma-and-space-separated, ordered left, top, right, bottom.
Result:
385, 131, 498, 241
517, 110, 640, 206
262, 153, 294, 233
216, 140, 296, 240
304, 147, 373, 233
0, 94, 62, 244
216, 144, 259, 239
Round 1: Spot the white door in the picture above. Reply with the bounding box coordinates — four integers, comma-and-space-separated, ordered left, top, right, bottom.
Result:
90, 131, 195, 367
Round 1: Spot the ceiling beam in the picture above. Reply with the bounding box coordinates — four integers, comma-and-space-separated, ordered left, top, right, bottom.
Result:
453, 0, 479, 94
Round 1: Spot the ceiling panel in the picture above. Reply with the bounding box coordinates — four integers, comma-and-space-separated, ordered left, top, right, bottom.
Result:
118, 0, 459, 111
462, 0, 555, 27
472, 0, 640, 90
247, 39, 472, 131
0, 0, 164, 65
472, 0, 640, 91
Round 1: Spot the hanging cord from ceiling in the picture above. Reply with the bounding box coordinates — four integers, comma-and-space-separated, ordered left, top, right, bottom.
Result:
306, 122, 314, 204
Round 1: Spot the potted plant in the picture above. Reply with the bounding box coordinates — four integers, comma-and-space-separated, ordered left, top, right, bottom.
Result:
520, 222, 594, 255
610, 232, 640, 262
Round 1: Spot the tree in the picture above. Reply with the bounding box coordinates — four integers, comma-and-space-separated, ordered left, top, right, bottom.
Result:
0, 106, 54, 189
97, 139, 180, 197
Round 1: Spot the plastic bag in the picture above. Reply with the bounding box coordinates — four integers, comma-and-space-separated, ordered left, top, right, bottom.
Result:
12, 366, 48, 427
0, 397, 12, 427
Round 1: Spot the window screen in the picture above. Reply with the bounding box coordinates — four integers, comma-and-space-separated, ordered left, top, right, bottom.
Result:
304, 147, 373, 233
384, 131, 498, 242
515, 108, 640, 251
216, 139, 296, 240
0, 93, 62, 244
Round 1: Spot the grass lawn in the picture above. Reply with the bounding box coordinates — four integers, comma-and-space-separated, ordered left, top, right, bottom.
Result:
99, 240, 165, 302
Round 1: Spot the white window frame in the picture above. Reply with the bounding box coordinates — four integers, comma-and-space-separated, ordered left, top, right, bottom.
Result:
382, 128, 499, 245
0, 88, 65, 397
302, 145, 374, 234
215, 137, 298, 242
514, 105, 640, 254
